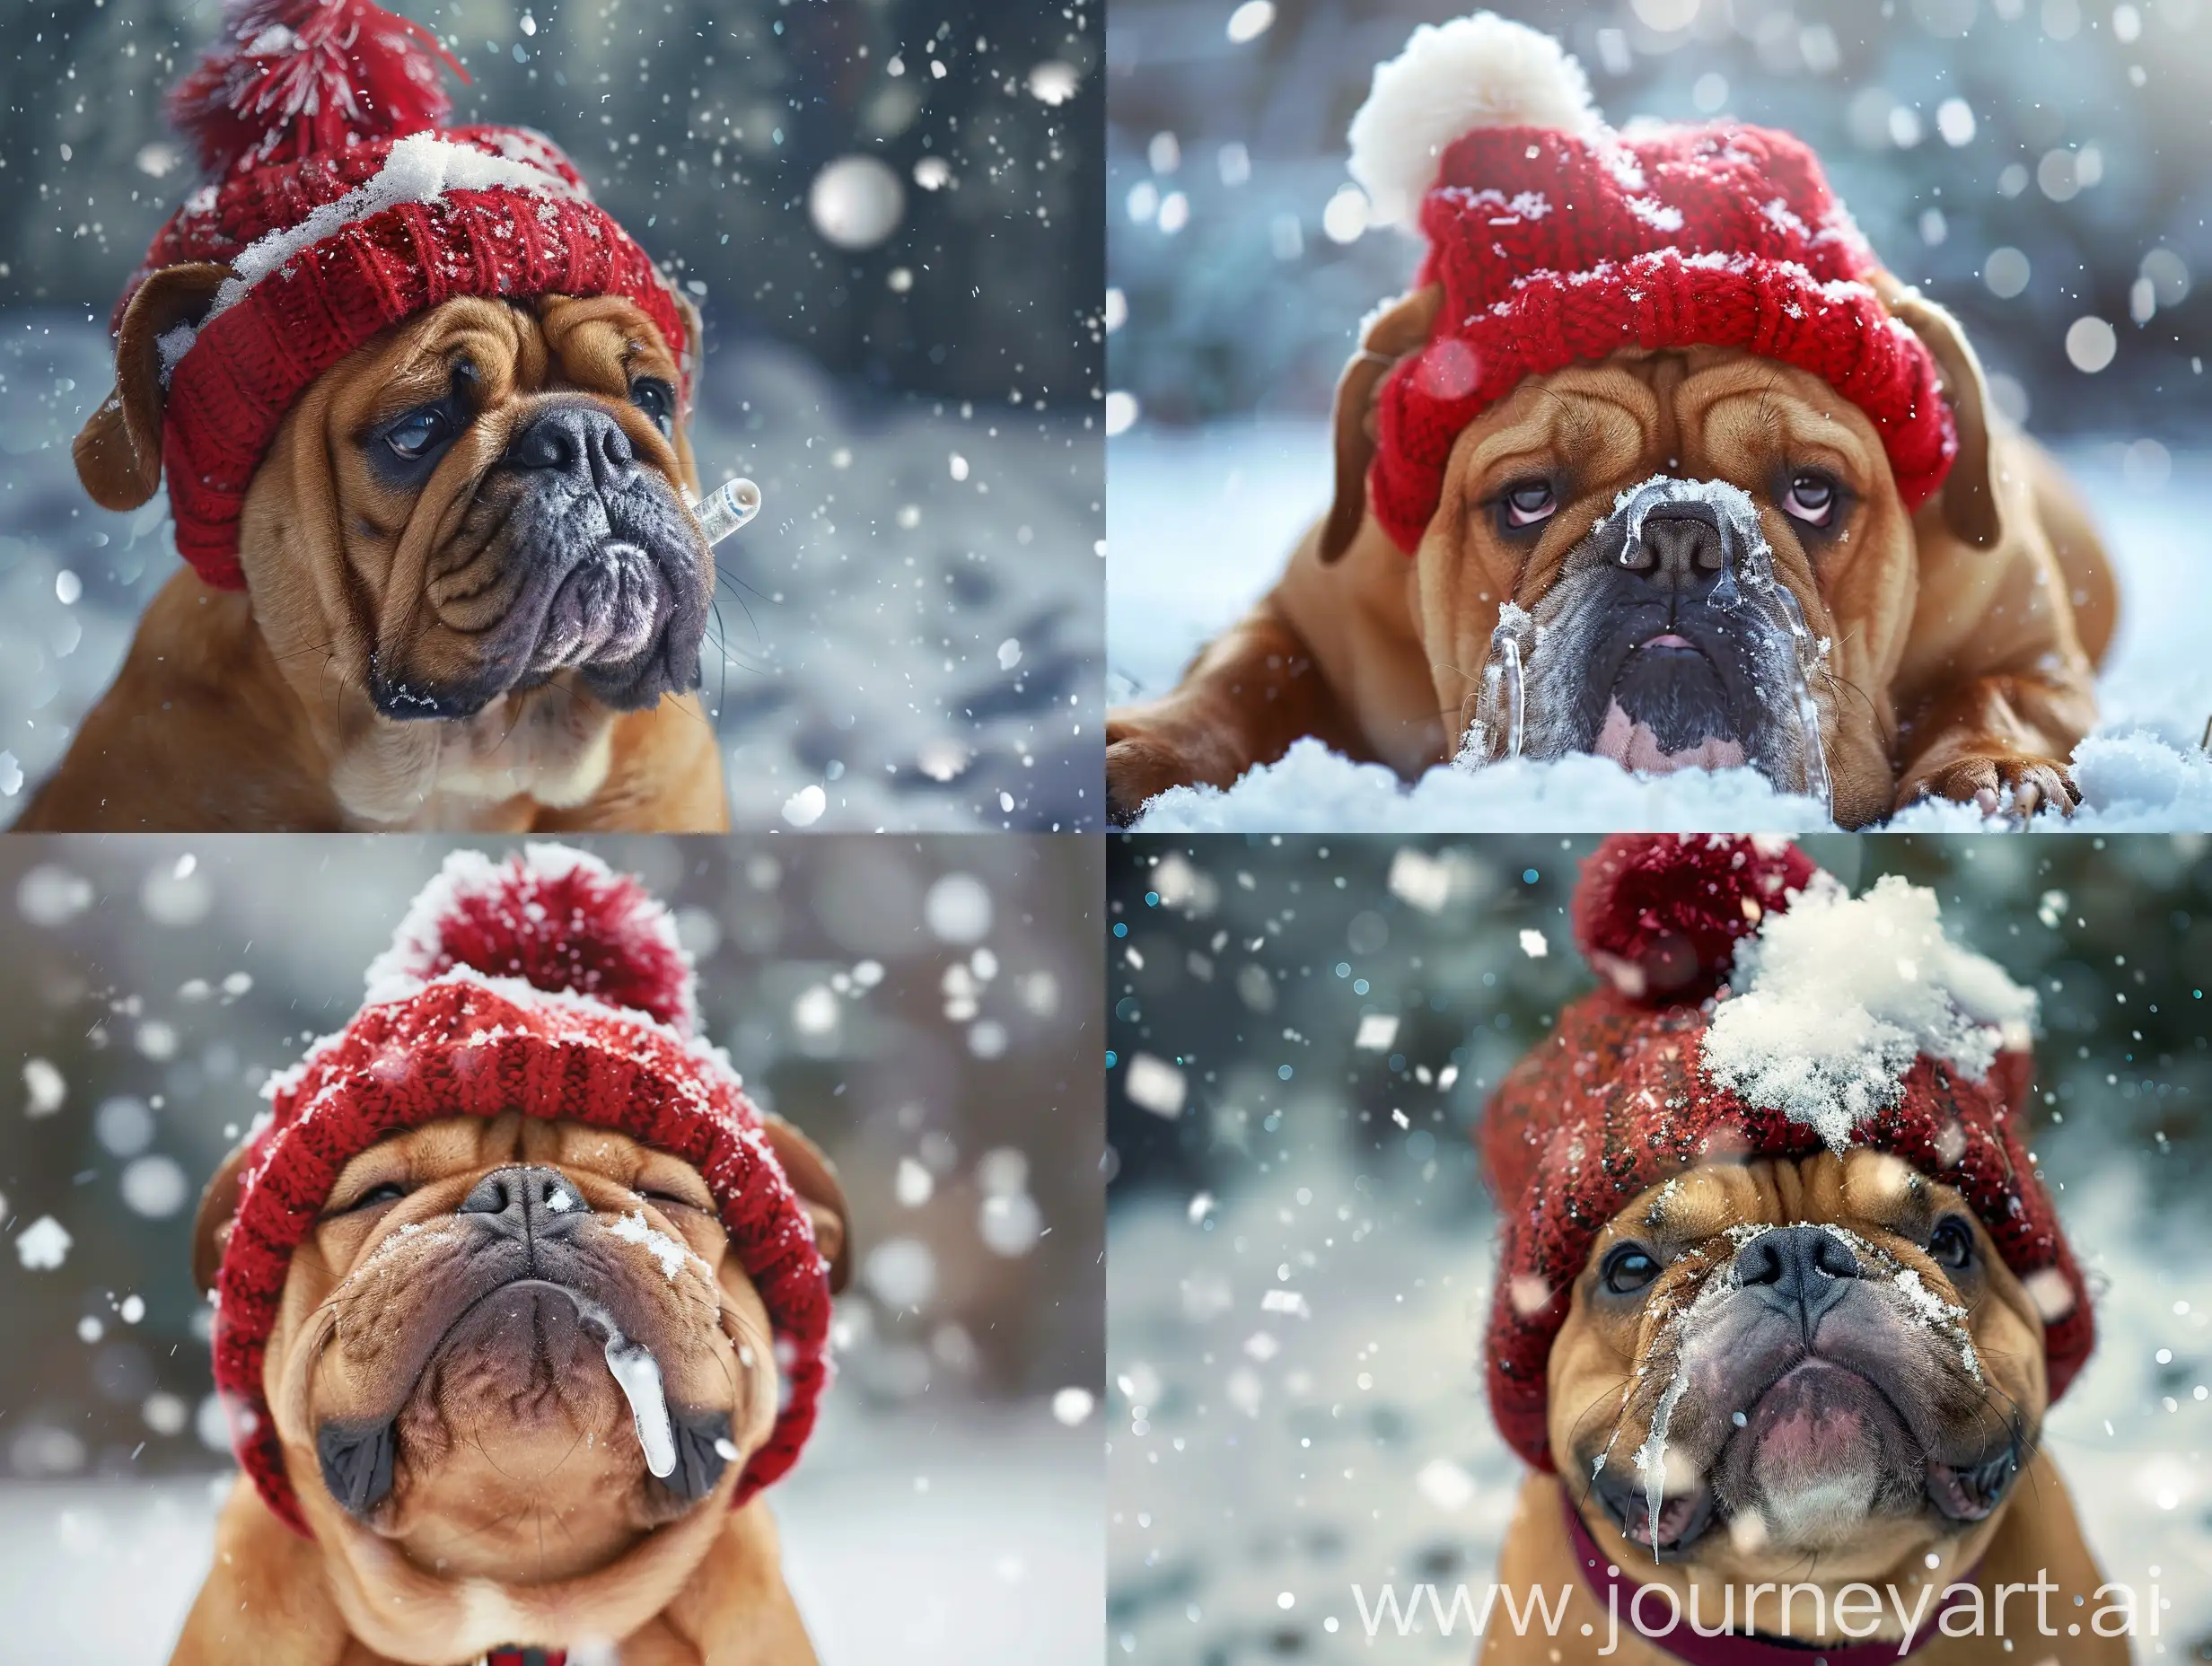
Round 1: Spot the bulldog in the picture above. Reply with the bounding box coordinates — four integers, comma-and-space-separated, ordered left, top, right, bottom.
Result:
1487, 1152, 2120, 1666
13, 0, 731, 833
171, 1109, 850, 1666
1106, 16, 2115, 829
19, 282, 728, 833
1471, 834, 2118, 1665
1107, 289, 2114, 830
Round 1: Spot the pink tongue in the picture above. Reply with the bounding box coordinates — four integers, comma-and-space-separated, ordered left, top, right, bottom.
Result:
1757, 1404, 1866, 1467
1593, 699, 1747, 775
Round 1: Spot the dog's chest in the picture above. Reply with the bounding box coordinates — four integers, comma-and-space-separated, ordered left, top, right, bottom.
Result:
330, 697, 618, 828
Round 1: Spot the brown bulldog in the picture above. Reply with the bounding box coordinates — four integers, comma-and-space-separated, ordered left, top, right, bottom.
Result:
1107, 285, 2115, 829
1486, 1153, 2120, 1666
171, 1110, 849, 1665
1107, 13, 2116, 829
20, 281, 729, 833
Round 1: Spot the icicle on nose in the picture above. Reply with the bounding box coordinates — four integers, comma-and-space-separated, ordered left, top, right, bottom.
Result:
553, 1288, 681, 1479
1467, 602, 1532, 763
1762, 580, 1834, 816
604, 1336, 679, 1479
688, 477, 762, 545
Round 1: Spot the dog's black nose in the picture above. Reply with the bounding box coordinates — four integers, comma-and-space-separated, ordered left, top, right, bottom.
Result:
1620, 502, 1726, 592
1734, 1224, 1858, 1326
505, 402, 640, 489
457, 1164, 587, 1241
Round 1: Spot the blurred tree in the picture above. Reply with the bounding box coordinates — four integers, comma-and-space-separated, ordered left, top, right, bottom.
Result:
1109, 833, 2212, 1214
1108, 0, 2212, 437
0, 0, 1102, 406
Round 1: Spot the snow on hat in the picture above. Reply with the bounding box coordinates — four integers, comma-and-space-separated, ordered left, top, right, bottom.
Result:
1347, 13, 1956, 553
209, 845, 832, 1536
1479, 834, 2092, 1472
125, 0, 692, 591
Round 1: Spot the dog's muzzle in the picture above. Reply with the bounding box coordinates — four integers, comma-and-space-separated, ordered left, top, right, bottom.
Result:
1586, 1225, 2024, 1561
371, 399, 713, 722
1464, 477, 1831, 811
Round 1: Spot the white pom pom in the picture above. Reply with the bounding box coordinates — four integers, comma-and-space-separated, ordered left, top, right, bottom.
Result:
1347, 12, 1602, 230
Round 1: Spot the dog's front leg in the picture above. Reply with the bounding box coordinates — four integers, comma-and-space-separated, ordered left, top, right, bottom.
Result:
1892, 664, 2096, 819
168, 1477, 355, 1666
1105, 601, 1363, 825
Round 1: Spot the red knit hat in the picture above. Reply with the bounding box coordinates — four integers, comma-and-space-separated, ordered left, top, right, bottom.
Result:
1346, 14, 1956, 553
128, 0, 691, 591
1479, 834, 2092, 1472
210, 845, 832, 1536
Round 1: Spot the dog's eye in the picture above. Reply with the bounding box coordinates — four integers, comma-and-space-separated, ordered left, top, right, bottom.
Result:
337, 1181, 408, 1214
1928, 1216, 1975, 1270
1600, 1243, 1661, 1294
629, 378, 676, 438
1499, 479, 1558, 530
1781, 471, 1837, 527
638, 1187, 705, 1213
384, 407, 452, 460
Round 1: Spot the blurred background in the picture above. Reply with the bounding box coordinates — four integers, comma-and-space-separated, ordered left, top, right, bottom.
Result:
1107, 833, 2212, 1662
1105, 0, 2212, 802
0, 833, 1104, 1663
0, 0, 1106, 832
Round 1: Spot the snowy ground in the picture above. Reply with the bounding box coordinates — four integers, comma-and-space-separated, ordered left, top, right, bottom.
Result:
0, 1399, 1102, 1665
0, 315, 1104, 833
1107, 1158, 2212, 1662
1109, 421, 2212, 832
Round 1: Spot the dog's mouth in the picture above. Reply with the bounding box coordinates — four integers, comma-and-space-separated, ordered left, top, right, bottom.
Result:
371, 474, 712, 723
1588, 1355, 2023, 1560
316, 1276, 733, 1522
1589, 630, 1751, 775
519, 537, 681, 687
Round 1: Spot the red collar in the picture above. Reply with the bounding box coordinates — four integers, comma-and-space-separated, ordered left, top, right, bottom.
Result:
480, 1651, 566, 1666
1562, 1493, 1971, 1665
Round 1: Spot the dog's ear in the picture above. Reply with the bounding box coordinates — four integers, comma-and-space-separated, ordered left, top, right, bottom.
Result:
75, 262, 231, 513
192, 1139, 255, 1298
672, 290, 704, 415
761, 1115, 851, 1294
1319, 285, 1442, 565
1885, 284, 2002, 551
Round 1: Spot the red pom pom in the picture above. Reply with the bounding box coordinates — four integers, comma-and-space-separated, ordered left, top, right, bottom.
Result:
1572, 834, 1820, 1004
170, 0, 470, 179
369, 846, 698, 1033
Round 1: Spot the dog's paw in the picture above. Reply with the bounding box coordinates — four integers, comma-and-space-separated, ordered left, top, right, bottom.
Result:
1105, 726, 1197, 828
1900, 754, 2080, 820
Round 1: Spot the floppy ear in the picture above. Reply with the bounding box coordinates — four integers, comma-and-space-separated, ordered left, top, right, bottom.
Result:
192, 1139, 255, 1298
1319, 284, 1442, 565
761, 1114, 851, 1294
1885, 285, 2001, 551
74, 262, 231, 513
672, 290, 704, 413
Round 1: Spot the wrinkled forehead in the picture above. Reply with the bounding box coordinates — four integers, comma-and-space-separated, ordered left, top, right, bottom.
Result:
328, 1113, 659, 1190
1456, 348, 1885, 482
322, 294, 682, 419
1617, 1150, 1956, 1253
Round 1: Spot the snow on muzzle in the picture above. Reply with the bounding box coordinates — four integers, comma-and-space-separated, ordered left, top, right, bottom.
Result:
1463, 477, 1832, 815
1579, 1223, 2014, 1559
